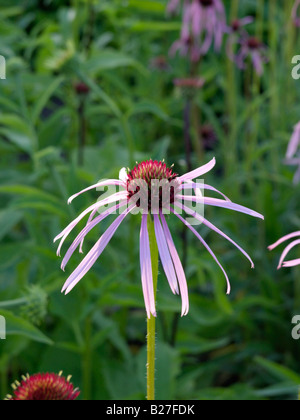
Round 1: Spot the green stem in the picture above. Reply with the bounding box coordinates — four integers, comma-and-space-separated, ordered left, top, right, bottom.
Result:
146, 214, 159, 401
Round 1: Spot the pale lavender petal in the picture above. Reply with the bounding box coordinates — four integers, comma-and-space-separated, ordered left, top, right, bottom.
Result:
54, 191, 128, 255
268, 231, 300, 250
239, 16, 254, 26
153, 214, 179, 295
160, 212, 189, 316
277, 239, 300, 269
292, 0, 300, 26
191, 1, 202, 37
180, 182, 231, 201
140, 214, 156, 318
251, 50, 263, 76
294, 165, 300, 184
176, 195, 264, 220
171, 208, 231, 294
119, 168, 128, 184
61, 205, 134, 294
61, 202, 126, 271
178, 157, 216, 182
79, 207, 100, 253
68, 180, 126, 204
177, 202, 255, 268
283, 258, 300, 268
286, 122, 300, 159
285, 158, 300, 166
167, 0, 180, 15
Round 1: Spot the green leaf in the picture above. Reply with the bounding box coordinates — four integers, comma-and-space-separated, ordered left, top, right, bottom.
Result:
129, 21, 182, 31
32, 76, 65, 125
0, 209, 23, 240
0, 114, 36, 154
0, 242, 30, 270
255, 356, 300, 384
128, 0, 165, 12
83, 50, 147, 75
0, 184, 61, 206
0, 309, 53, 345
127, 101, 169, 121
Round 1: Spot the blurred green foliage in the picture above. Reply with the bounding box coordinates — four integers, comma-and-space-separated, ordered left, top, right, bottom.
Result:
0, 0, 300, 400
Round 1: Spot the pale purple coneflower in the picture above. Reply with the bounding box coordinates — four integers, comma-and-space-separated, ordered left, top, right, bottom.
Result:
228, 17, 254, 34
170, 0, 227, 62
268, 232, 300, 269
226, 16, 253, 60
292, 0, 300, 27
231, 34, 268, 76
167, 0, 181, 15
54, 158, 264, 319
285, 121, 300, 184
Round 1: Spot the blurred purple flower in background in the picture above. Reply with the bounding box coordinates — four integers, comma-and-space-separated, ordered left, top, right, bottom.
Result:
228, 17, 254, 34
232, 35, 269, 76
170, 0, 227, 62
226, 16, 253, 60
285, 121, 300, 184
167, 0, 181, 15
269, 232, 300, 269
292, 0, 300, 27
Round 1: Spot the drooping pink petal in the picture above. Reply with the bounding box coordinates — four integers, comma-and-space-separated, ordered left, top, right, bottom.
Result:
171, 208, 231, 294
67, 180, 126, 204
177, 195, 264, 220
160, 212, 189, 316
292, 0, 300, 27
79, 207, 100, 253
140, 214, 157, 318
61, 205, 134, 294
167, 0, 181, 15
153, 214, 179, 295
268, 231, 300, 251
178, 157, 216, 182
283, 258, 300, 268
286, 122, 300, 159
177, 202, 255, 268
180, 181, 231, 201
277, 239, 300, 269
54, 191, 128, 255
61, 202, 126, 271
251, 50, 263, 76
239, 16, 254, 26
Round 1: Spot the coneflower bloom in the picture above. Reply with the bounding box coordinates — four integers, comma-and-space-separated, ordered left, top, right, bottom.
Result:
170, 0, 227, 62
226, 16, 253, 60
285, 121, 300, 184
292, 0, 300, 27
5, 372, 80, 401
167, 0, 181, 15
268, 232, 300, 269
228, 17, 254, 34
54, 158, 264, 319
231, 34, 268, 76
